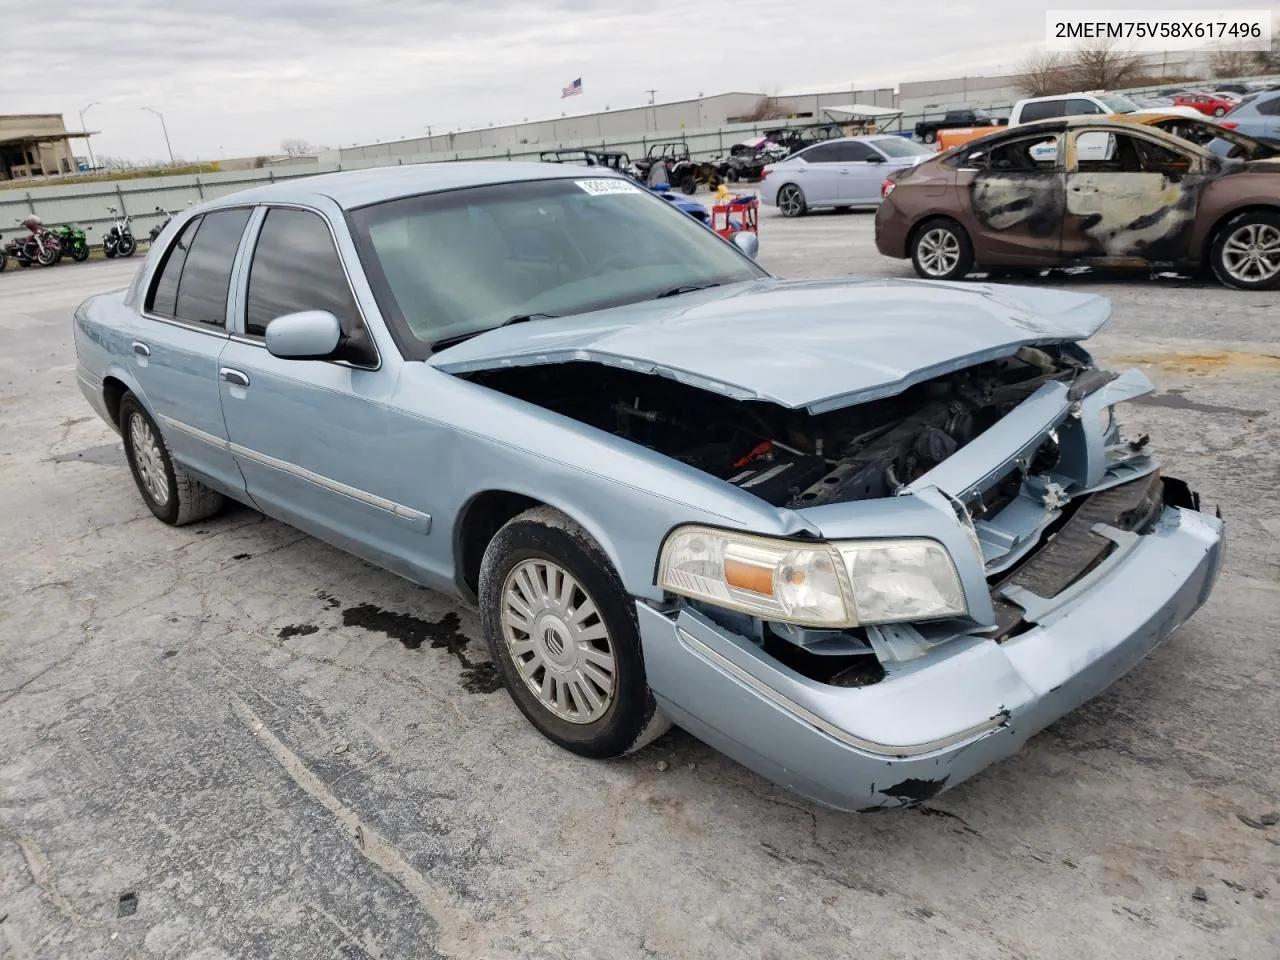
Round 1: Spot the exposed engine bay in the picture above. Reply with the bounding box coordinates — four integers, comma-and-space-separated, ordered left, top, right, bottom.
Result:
462, 346, 1088, 508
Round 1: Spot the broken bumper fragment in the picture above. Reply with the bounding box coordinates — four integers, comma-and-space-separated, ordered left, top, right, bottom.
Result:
638, 502, 1223, 811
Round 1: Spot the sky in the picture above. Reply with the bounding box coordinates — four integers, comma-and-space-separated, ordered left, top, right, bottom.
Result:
1, 0, 1274, 163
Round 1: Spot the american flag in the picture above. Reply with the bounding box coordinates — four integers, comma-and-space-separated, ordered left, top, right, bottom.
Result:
561, 78, 583, 99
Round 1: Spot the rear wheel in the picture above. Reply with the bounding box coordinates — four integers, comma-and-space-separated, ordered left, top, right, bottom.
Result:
1210, 210, 1280, 290
910, 217, 975, 281
923, 130, 937, 144
117, 234, 137, 257
479, 506, 670, 759
1213, 106, 1227, 117
71, 242, 90, 262
119, 394, 225, 525
776, 184, 807, 218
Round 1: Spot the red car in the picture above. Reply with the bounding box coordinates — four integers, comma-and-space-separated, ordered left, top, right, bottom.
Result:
1173, 92, 1239, 117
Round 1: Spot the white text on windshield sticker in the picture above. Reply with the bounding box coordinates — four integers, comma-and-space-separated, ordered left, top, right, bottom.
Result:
575, 179, 641, 196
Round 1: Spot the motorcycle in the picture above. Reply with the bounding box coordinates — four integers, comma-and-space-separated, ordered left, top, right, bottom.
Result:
8, 217, 61, 267
0, 236, 7, 272
50, 223, 91, 262
102, 206, 137, 258
149, 202, 192, 244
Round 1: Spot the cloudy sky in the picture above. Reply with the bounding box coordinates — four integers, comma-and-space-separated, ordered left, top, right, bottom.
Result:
1, 0, 1273, 162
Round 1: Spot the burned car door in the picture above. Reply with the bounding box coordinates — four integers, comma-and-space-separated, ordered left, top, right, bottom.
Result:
960, 131, 1066, 262
1061, 128, 1203, 261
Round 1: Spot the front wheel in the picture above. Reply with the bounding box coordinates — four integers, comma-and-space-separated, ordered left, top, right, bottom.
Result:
910, 218, 975, 281
679, 175, 697, 195
1213, 107, 1226, 117
776, 183, 807, 217
119, 394, 226, 525
117, 234, 137, 257
1210, 210, 1280, 290
36, 245, 58, 267
479, 506, 670, 759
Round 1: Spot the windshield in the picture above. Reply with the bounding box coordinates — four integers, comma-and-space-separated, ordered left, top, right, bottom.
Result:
348, 177, 764, 350
1101, 95, 1139, 113
872, 137, 933, 158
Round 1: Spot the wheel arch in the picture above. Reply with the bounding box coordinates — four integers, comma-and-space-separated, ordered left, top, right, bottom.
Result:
1200, 203, 1280, 265
452, 489, 629, 605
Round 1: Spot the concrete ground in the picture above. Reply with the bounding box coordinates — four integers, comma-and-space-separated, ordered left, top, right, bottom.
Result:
1, 213, 1278, 960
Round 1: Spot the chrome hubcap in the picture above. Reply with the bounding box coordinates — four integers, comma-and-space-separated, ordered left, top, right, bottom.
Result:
918, 228, 961, 276
500, 559, 616, 724
778, 186, 803, 216
129, 413, 169, 506
1222, 223, 1280, 283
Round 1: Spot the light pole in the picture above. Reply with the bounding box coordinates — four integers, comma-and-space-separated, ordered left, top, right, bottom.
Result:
141, 106, 175, 165
79, 101, 102, 170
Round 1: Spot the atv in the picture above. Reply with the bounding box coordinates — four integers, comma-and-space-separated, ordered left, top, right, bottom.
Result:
630, 142, 722, 194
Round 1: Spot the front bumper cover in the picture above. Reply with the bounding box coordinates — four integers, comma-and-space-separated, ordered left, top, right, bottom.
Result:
638, 503, 1224, 811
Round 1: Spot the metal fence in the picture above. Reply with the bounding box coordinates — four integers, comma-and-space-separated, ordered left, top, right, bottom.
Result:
0, 116, 914, 235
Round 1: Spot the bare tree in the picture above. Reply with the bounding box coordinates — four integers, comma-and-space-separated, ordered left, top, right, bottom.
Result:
731, 96, 792, 123
280, 138, 317, 156
1211, 46, 1254, 78
1250, 40, 1280, 74
1013, 50, 1073, 96
1065, 40, 1144, 90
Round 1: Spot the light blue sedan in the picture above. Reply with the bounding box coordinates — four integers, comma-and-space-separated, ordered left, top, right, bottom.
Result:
74, 162, 1224, 810
759, 136, 934, 216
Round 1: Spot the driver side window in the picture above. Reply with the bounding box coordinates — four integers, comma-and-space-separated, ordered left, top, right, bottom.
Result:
245, 208, 364, 343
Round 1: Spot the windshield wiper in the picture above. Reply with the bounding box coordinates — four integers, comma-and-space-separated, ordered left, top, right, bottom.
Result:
431, 313, 559, 351
651, 282, 721, 300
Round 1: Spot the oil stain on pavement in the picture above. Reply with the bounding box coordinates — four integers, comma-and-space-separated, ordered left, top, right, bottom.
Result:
339, 601, 501, 694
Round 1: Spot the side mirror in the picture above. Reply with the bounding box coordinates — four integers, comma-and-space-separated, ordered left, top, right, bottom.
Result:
265, 310, 342, 360
731, 231, 760, 259
867, 154, 885, 163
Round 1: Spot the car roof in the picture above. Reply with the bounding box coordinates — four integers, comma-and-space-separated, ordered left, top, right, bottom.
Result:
938, 115, 1217, 159
199, 161, 599, 211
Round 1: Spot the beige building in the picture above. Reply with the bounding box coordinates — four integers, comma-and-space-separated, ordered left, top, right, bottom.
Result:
1, 114, 92, 180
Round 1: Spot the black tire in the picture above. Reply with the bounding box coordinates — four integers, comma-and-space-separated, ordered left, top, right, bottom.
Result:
71, 244, 90, 262
0, 252, 7, 272
1213, 107, 1226, 117
923, 130, 937, 144
1209, 209, 1280, 290
679, 175, 697, 195
117, 234, 137, 257
776, 183, 807, 218
910, 217, 975, 281
105, 246, 117, 258
118, 394, 225, 525
479, 506, 670, 759
726, 168, 740, 183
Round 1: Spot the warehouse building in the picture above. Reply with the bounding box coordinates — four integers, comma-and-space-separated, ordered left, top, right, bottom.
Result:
0, 115, 92, 180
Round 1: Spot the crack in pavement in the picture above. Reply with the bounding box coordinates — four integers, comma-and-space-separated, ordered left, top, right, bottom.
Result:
228, 694, 475, 956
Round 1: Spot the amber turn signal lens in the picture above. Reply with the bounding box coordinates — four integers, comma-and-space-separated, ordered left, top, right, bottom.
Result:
723, 556, 775, 596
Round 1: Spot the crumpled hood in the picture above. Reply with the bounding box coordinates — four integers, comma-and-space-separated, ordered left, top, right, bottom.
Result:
428, 278, 1111, 413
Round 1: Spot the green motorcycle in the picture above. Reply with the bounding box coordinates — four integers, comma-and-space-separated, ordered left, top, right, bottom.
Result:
50, 223, 91, 263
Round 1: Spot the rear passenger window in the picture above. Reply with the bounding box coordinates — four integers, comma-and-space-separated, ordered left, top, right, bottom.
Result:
245, 208, 361, 338
172, 209, 251, 327
838, 142, 878, 162
799, 143, 841, 163
1020, 100, 1064, 122
147, 216, 201, 317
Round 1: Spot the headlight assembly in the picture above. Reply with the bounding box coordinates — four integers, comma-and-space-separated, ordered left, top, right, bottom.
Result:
658, 526, 967, 628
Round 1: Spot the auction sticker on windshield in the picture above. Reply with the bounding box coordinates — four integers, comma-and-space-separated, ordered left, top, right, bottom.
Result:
575, 179, 642, 196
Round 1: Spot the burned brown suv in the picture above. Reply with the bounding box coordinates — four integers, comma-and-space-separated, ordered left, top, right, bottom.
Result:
874, 117, 1280, 290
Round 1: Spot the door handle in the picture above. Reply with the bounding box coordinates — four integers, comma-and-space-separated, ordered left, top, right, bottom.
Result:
219, 368, 250, 388
131, 341, 150, 358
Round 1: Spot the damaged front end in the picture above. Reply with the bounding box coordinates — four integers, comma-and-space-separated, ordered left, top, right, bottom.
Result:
458, 335, 1224, 810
